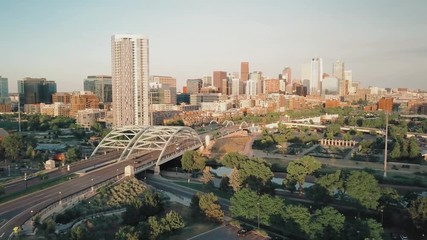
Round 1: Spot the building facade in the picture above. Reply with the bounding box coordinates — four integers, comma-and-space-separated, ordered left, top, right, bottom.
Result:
187, 79, 203, 94
111, 34, 150, 127
0, 76, 9, 104
213, 71, 227, 93
18, 77, 57, 105
84, 75, 112, 103
241, 62, 249, 81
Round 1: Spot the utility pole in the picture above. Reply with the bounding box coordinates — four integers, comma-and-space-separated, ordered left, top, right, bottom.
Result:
384, 113, 388, 178
18, 96, 21, 132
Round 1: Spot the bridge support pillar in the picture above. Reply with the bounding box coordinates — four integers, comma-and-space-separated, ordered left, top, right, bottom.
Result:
154, 165, 161, 175
124, 165, 135, 177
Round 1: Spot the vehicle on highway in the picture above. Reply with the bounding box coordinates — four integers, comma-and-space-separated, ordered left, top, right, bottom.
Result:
237, 226, 251, 237
400, 234, 408, 240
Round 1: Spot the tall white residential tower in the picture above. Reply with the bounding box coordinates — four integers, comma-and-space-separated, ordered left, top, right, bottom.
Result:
111, 34, 150, 127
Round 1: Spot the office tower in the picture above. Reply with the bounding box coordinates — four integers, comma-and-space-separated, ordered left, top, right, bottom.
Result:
333, 60, 345, 96
84, 75, 112, 103
263, 79, 280, 94
151, 75, 176, 88
151, 76, 177, 104
221, 77, 232, 95
345, 70, 355, 94
246, 79, 258, 97
241, 62, 249, 81
231, 78, 244, 96
202, 76, 212, 87
321, 77, 339, 96
111, 34, 150, 127
310, 58, 323, 95
213, 71, 227, 93
0, 76, 9, 104
301, 63, 311, 94
18, 77, 57, 105
249, 71, 263, 96
187, 79, 203, 94
282, 67, 292, 85
52, 92, 71, 104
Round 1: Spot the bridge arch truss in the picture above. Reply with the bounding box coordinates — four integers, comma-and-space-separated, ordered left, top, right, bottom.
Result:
91, 126, 202, 166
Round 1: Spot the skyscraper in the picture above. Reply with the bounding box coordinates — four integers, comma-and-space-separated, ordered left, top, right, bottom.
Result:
333, 60, 345, 96
213, 71, 227, 93
202, 76, 212, 87
18, 77, 57, 105
241, 62, 249, 81
187, 79, 203, 94
310, 58, 323, 95
84, 75, 112, 103
0, 76, 8, 104
111, 34, 149, 127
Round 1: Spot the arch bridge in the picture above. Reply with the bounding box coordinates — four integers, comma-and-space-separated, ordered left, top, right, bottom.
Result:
90, 125, 202, 171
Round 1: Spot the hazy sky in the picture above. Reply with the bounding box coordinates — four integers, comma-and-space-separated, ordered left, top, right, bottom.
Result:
1, 0, 426, 92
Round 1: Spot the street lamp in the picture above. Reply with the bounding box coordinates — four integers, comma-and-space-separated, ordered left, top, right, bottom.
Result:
24, 172, 27, 189
59, 191, 62, 204
30, 210, 34, 221
357, 230, 360, 240
116, 169, 119, 180
175, 167, 178, 175
91, 178, 94, 192
380, 209, 384, 226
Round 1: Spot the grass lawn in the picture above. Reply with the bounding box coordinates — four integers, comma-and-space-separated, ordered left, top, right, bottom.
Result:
211, 136, 250, 154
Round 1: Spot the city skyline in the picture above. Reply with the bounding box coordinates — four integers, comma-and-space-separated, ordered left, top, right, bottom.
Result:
0, 0, 426, 92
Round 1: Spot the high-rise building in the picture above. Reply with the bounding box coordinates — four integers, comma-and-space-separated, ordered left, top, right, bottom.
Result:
282, 67, 292, 85
246, 79, 258, 97
345, 70, 355, 94
231, 78, 243, 96
52, 92, 71, 104
263, 79, 280, 94
213, 71, 227, 93
0, 76, 9, 104
187, 79, 203, 94
333, 60, 345, 96
84, 75, 112, 103
321, 77, 339, 96
111, 34, 150, 127
241, 62, 249, 81
151, 76, 177, 88
202, 76, 212, 87
301, 63, 311, 94
18, 77, 57, 105
310, 58, 323, 95
249, 71, 263, 96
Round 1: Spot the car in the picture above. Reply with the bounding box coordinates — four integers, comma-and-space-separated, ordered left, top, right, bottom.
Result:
400, 234, 408, 240
237, 227, 250, 236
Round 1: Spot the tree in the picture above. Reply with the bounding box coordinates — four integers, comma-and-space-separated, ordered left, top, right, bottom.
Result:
66, 147, 79, 163
316, 170, 344, 196
229, 167, 242, 192
162, 210, 185, 231
200, 166, 214, 185
196, 192, 224, 222
408, 197, 427, 230
239, 157, 274, 192
345, 171, 381, 210
231, 188, 284, 226
26, 145, 35, 160
408, 136, 420, 159
70, 225, 91, 240
305, 184, 333, 205
222, 152, 248, 168
114, 226, 139, 240
390, 141, 401, 159
281, 204, 311, 237
148, 216, 162, 240
180, 150, 206, 174
378, 187, 400, 209
219, 175, 230, 192
284, 156, 321, 195
346, 218, 383, 240
1, 134, 23, 160
309, 207, 345, 240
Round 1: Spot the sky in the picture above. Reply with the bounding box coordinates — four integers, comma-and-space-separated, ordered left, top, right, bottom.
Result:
0, 0, 426, 92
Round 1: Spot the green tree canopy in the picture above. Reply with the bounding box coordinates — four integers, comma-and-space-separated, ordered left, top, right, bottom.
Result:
180, 150, 206, 173
408, 196, 427, 230
309, 207, 345, 240
222, 152, 248, 168
1, 134, 24, 160
284, 156, 321, 195
345, 171, 381, 210
192, 192, 224, 222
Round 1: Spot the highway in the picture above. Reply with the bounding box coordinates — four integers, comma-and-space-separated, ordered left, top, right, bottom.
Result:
0, 125, 239, 239
3, 150, 122, 195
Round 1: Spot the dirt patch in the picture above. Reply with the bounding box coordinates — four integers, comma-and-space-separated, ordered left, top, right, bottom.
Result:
211, 136, 250, 156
